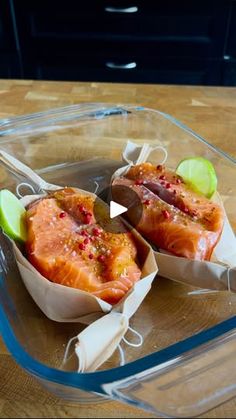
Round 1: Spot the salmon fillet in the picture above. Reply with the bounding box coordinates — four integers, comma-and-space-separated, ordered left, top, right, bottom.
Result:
112, 163, 224, 261
25, 188, 141, 305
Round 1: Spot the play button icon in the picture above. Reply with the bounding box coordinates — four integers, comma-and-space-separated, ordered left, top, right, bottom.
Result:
93, 184, 143, 233
110, 200, 127, 219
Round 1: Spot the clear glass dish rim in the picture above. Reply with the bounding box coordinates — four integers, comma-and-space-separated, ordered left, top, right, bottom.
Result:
0, 103, 235, 394
0, 103, 235, 164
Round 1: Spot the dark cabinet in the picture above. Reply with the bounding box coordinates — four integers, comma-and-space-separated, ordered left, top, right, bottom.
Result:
222, 59, 236, 86
0, 0, 15, 51
225, 1, 236, 59
0, 0, 20, 78
13, 0, 231, 84
222, 2, 236, 86
14, 0, 229, 58
0, 54, 20, 78
1, 0, 236, 85
27, 47, 222, 85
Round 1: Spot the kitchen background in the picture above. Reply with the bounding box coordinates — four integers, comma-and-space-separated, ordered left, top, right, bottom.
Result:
1, 0, 236, 86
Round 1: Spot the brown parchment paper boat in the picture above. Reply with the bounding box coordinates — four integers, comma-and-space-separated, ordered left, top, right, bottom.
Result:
111, 141, 236, 292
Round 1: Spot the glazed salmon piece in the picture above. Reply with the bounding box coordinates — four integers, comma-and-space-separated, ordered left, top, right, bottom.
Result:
126, 163, 224, 234
103, 247, 141, 285
54, 187, 138, 258
53, 187, 96, 225
25, 191, 141, 305
113, 164, 224, 261
26, 198, 79, 277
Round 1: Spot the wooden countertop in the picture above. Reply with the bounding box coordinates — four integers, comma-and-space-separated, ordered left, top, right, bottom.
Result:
0, 79, 236, 418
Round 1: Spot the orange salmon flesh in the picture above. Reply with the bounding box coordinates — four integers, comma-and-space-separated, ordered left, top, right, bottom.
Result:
112, 162, 224, 261
25, 188, 141, 305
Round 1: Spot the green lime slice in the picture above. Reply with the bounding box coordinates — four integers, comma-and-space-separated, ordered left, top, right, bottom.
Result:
0, 189, 27, 242
176, 157, 217, 198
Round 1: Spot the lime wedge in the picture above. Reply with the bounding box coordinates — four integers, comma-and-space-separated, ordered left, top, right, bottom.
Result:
176, 157, 217, 198
0, 189, 27, 242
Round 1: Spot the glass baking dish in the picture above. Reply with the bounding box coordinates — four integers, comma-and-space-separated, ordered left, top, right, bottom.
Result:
0, 103, 236, 418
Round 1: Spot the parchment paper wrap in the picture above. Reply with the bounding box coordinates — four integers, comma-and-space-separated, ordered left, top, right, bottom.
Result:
0, 149, 158, 372
112, 141, 236, 292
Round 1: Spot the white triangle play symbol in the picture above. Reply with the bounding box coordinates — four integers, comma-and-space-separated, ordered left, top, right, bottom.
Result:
110, 200, 127, 219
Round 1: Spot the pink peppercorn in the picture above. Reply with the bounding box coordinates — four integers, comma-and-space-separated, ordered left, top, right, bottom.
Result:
84, 213, 92, 224
97, 254, 105, 263
84, 237, 90, 245
135, 179, 144, 185
89, 253, 94, 259
80, 229, 88, 236
159, 175, 166, 180
93, 227, 101, 236
143, 199, 151, 205
165, 183, 171, 189
79, 243, 86, 251
59, 212, 66, 218
162, 210, 170, 219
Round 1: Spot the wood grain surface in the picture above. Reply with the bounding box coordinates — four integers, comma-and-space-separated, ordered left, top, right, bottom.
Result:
0, 79, 236, 418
